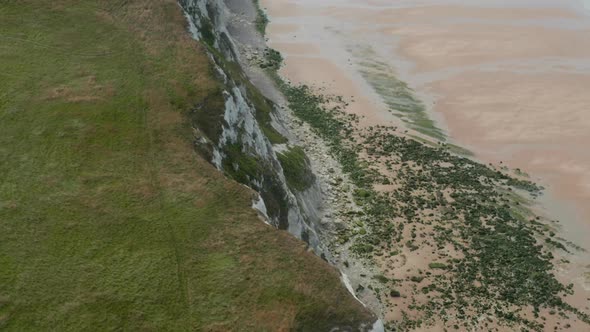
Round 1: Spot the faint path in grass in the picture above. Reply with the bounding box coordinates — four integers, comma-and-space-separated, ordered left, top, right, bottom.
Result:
0, 35, 120, 57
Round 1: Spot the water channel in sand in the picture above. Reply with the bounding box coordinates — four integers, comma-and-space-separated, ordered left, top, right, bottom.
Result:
260, 0, 590, 297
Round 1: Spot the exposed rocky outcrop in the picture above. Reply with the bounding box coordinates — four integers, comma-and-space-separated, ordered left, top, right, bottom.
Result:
179, 1, 384, 330
181, 0, 322, 249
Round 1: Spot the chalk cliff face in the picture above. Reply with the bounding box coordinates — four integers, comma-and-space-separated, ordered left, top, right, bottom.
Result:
179, 1, 386, 330
179, 0, 331, 258
176, 2, 590, 331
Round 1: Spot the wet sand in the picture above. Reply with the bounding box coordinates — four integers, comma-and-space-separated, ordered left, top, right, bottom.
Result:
261, 0, 590, 288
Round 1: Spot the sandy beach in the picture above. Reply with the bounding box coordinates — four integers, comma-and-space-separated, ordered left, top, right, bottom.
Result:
261, 0, 590, 327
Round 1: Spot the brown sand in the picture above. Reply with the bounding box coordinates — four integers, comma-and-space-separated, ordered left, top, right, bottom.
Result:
431, 71, 590, 236
278, 56, 398, 126
261, 0, 590, 326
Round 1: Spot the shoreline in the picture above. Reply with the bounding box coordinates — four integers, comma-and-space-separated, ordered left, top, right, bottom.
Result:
261, 0, 590, 276
260, 0, 590, 329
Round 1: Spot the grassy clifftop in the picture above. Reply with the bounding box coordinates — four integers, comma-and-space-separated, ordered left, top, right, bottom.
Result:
0, 0, 373, 330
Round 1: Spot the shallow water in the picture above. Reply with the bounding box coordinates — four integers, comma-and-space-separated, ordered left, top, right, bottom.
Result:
261, 0, 590, 299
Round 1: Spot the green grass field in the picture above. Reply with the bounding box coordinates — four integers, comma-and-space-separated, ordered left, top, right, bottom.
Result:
0, 1, 372, 330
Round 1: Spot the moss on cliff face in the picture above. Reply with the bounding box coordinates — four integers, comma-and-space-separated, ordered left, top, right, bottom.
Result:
277, 146, 315, 192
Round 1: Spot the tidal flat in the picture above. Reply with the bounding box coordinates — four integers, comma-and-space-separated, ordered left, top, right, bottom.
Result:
261, 0, 590, 330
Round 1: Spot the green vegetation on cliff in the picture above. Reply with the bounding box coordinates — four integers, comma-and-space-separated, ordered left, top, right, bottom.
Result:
0, 1, 373, 330
277, 146, 315, 192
